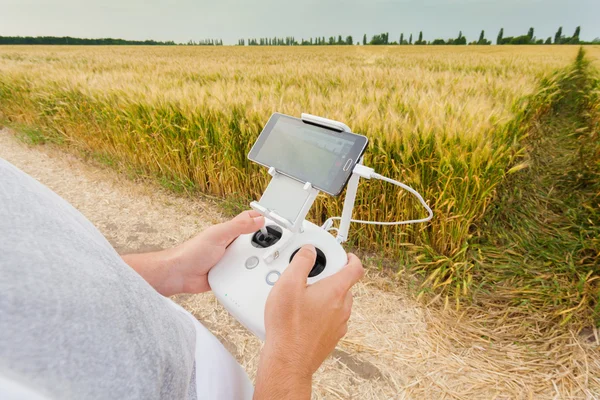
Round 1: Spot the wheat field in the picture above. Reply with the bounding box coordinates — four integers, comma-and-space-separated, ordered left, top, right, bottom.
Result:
0, 44, 595, 301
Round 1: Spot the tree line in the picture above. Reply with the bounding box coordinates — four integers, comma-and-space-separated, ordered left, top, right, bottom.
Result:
496, 26, 581, 45
1, 26, 596, 46
237, 26, 594, 46
0, 36, 225, 46
239, 36, 354, 46
186, 39, 223, 46
360, 26, 586, 46
0, 36, 178, 45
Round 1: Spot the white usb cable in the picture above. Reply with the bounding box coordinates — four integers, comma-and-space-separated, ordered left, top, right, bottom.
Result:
323, 164, 433, 240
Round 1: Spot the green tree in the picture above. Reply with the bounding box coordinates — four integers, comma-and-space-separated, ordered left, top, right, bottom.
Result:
448, 31, 467, 45
369, 33, 389, 45
507, 35, 531, 45
400, 33, 404, 45
345, 35, 353, 45
476, 30, 490, 45
416, 31, 423, 44
497, 28, 503, 45
554, 26, 562, 44
570, 26, 581, 44
409, 33, 412, 44
363, 34, 367, 45
545, 37, 552, 44
527, 27, 534, 41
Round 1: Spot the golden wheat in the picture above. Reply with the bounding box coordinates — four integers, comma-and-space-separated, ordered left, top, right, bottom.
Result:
0, 44, 585, 278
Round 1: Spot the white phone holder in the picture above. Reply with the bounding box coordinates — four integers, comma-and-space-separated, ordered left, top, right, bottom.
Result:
249, 167, 318, 234
249, 113, 358, 240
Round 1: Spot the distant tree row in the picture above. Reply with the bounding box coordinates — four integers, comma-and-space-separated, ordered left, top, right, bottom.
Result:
364, 26, 586, 46
496, 26, 581, 45
238, 36, 354, 46
0, 36, 177, 45
186, 39, 223, 46
0, 35, 227, 46
237, 26, 592, 46
360, 30, 469, 45
2, 28, 595, 47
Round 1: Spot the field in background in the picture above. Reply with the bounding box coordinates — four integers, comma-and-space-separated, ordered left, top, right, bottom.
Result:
0, 45, 598, 323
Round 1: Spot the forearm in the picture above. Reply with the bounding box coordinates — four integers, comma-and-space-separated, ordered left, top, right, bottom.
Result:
121, 248, 181, 296
253, 344, 312, 400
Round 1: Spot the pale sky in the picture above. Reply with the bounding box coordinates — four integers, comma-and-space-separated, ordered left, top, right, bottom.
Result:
1, 0, 598, 45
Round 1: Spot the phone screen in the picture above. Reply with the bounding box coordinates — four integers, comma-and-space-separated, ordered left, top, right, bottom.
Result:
248, 113, 368, 195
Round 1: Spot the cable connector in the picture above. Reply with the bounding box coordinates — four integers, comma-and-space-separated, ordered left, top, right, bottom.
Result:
352, 164, 374, 179
324, 165, 433, 243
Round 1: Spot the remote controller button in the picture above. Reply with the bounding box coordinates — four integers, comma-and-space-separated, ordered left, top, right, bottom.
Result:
245, 256, 259, 269
266, 271, 280, 286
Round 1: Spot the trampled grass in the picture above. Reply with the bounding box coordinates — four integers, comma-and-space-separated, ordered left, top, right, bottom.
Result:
1, 45, 597, 319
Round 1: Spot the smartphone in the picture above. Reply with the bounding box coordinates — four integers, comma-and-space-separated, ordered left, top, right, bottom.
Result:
248, 113, 369, 196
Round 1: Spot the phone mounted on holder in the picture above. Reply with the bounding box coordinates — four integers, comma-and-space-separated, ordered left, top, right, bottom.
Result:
249, 113, 360, 241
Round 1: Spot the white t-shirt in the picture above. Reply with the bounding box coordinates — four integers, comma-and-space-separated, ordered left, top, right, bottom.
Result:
0, 158, 253, 399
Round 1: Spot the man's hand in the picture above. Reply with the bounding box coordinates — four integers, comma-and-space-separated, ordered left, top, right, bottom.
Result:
122, 210, 265, 296
254, 245, 364, 400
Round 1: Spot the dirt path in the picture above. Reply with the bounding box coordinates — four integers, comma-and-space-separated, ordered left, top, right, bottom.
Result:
1, 128, 598, 399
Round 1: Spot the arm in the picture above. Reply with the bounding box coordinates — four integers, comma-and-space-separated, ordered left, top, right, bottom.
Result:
254, 345, 312, 400
121, 249, 180, 297
121, 211, 265, 296
253, 246, 364, 400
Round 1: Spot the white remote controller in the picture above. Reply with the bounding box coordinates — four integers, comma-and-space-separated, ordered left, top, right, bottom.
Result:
206, 113, 432, 341
208, 218, 347, 340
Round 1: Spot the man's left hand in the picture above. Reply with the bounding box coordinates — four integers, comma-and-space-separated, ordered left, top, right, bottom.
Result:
122, 210, 265, 296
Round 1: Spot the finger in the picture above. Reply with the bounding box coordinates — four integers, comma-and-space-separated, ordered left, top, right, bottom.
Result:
342, 291, 353, 321
337, 322, 348, 340
318, 253, 364, 296
279, 245, 316, 285
211, 210, 265, 246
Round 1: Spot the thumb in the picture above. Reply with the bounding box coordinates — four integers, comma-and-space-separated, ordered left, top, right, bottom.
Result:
211, 210, 265, 246
280, 245, 316, 285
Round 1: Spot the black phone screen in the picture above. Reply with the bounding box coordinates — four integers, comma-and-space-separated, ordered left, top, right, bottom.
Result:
248, 113, 368, 195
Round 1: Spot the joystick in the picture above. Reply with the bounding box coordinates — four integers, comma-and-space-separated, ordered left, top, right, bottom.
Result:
290, 247, 327, 277
251, 225, 282, 248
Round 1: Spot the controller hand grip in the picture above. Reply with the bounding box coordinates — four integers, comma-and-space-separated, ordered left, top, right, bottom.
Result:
208, 219, 347, 340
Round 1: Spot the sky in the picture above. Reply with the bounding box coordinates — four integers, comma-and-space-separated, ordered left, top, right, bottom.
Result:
1, 0, 599, 45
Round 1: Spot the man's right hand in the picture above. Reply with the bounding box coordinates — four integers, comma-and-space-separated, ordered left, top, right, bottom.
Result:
253, 245, 364, 400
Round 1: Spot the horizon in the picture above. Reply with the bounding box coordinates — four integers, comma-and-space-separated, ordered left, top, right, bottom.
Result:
1, 0, 599, 45
0, 27, 596, 45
